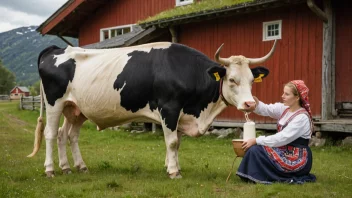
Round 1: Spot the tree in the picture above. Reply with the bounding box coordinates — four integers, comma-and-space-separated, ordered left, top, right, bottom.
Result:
30, 80, 41, 96
0, 59, 16, 94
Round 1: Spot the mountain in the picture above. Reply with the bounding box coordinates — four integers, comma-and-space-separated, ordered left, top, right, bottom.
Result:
0, 26, 78, 86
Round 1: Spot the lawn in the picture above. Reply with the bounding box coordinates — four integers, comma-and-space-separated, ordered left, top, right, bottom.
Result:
0, 101, 351, 198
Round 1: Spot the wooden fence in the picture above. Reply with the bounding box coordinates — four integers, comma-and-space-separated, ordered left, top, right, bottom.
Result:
0, 95, 11, 101
20, 95, 42, 110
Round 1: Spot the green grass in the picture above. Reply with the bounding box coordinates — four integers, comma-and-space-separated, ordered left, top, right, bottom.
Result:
1, 101, 352, 197
139, 0, 254, 24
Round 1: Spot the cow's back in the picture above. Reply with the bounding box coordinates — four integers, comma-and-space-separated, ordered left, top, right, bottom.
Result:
38, 43, 220, 130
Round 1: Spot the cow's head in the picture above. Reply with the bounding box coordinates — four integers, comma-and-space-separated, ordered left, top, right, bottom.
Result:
208, 40, 277, 112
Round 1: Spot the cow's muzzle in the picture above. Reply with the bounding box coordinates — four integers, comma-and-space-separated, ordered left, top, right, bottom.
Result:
239, 101, 256, 112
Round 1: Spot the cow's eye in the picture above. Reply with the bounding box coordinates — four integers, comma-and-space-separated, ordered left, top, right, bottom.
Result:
229, 78, 239, 85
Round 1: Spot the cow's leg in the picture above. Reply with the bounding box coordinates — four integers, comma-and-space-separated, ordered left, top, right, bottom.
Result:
57, 118, 72, 174
44, 105, 64, 177
68, 114, 87, 172
176, 131, 182, 171
162, 126, 181, 178
164, 131, 182, 172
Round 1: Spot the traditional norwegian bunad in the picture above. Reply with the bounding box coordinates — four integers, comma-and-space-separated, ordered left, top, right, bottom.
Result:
236, 80, 316, 184
236, 94, 317, 184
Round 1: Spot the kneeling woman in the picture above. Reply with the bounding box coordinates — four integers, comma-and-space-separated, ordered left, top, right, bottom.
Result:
236, 80, 316, 184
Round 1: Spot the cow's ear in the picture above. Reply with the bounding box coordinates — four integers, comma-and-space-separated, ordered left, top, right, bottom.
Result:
207, 66, 226, 81
251, 66, 269, 83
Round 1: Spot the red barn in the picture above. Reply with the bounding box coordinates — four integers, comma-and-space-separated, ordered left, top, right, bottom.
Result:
37, 0, 352, 132
10, 86, 30, 100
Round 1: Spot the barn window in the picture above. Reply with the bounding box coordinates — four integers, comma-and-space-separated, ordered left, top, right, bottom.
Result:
176, 0, 193, 6
100, 24, 133, 41
263, 20, 282, 41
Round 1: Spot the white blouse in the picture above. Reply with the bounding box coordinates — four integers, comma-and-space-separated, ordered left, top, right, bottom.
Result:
254, 101, 312, 147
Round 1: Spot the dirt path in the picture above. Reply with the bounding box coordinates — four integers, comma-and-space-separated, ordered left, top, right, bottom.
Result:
0, 102, 30, 131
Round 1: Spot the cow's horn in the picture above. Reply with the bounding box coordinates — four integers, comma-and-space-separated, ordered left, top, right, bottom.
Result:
247, 40, 277, 65
215, 43, 230, 66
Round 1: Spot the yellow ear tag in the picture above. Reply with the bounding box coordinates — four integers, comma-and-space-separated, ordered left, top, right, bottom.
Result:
254, 74, 265, 83
214, 72, 220, 81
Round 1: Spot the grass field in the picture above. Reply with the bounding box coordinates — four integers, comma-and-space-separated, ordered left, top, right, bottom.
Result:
0, 101, 352, 198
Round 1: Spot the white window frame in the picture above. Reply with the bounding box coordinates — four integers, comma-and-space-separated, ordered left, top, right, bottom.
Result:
263, 20, 282, 41
176, 0, 193, 7
100, 24, 134, 41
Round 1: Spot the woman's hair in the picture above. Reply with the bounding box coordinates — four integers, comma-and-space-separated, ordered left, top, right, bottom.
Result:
284, 82, 303, 106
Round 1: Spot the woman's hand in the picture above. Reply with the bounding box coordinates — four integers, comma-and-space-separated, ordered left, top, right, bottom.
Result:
242, 138, 257, 151
253, 96, 259, 109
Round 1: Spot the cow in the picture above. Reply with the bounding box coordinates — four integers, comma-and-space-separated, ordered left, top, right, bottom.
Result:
28, 40, 277, 178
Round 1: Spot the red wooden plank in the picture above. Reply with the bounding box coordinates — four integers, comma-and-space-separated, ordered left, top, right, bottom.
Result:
263, 10, 273, 124
280, 7, 289, 109
335, 9, 343, 102
307, 10, 317, 116
315, 19, 323, 116
229, 16, 236, 57
288, 8, 296, 84
301, 8, 309, 86
348, 16, 352, 100
206, 22, 211, 57
258, 13, 267, 124
249, 13, 258, 123
294, 6, 303, 81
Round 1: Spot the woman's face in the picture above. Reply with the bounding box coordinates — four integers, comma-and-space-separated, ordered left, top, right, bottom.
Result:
282, 86, 299, 107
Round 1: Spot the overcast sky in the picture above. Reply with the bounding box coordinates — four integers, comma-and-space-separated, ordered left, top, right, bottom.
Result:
0, 0, 68, 33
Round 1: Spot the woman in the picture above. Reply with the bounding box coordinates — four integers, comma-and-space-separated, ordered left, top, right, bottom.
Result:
236, 80, 316, 184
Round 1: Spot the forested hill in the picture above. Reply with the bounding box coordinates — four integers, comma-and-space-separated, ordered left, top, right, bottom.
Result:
0, 26, 78, 86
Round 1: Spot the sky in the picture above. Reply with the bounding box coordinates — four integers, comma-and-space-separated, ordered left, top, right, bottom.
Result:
0, 0, 68, 33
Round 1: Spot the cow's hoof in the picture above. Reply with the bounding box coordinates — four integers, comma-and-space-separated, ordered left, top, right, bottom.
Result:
78, 167, 89, 173
169, 172, 182, 179
62, 168, 72, 175
46, 171, 55, 178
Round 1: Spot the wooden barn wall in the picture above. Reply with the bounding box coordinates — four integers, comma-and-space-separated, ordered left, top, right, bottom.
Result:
79, 0, 175, 46
335, 0, 352, 103
179, 5, 323, 123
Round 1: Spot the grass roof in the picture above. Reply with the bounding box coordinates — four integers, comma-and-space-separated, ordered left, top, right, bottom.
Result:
139, 0, 254, 24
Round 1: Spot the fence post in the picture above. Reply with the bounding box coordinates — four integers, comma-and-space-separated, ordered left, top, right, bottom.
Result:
32, 96, 35, 110
20, 95, 23, 110
152, 123, 156, 133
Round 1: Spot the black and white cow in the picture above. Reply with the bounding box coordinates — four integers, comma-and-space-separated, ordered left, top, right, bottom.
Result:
28, 41, 276, 178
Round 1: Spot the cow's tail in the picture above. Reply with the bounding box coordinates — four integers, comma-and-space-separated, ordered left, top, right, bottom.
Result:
27, 81, 45, 157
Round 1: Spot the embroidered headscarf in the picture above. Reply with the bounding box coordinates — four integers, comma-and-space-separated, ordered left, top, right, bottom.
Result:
290, 80, 312, 119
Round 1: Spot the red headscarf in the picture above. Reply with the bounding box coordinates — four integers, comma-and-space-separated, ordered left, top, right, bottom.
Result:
290, 80, 312, 119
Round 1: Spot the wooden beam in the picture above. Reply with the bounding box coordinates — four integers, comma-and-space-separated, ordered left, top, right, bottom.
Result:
321, 0, 333, 120
307, 0, 328, 22
320, 123, 352, 133
169, 26, 178, 43
57, 35, 74, 46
